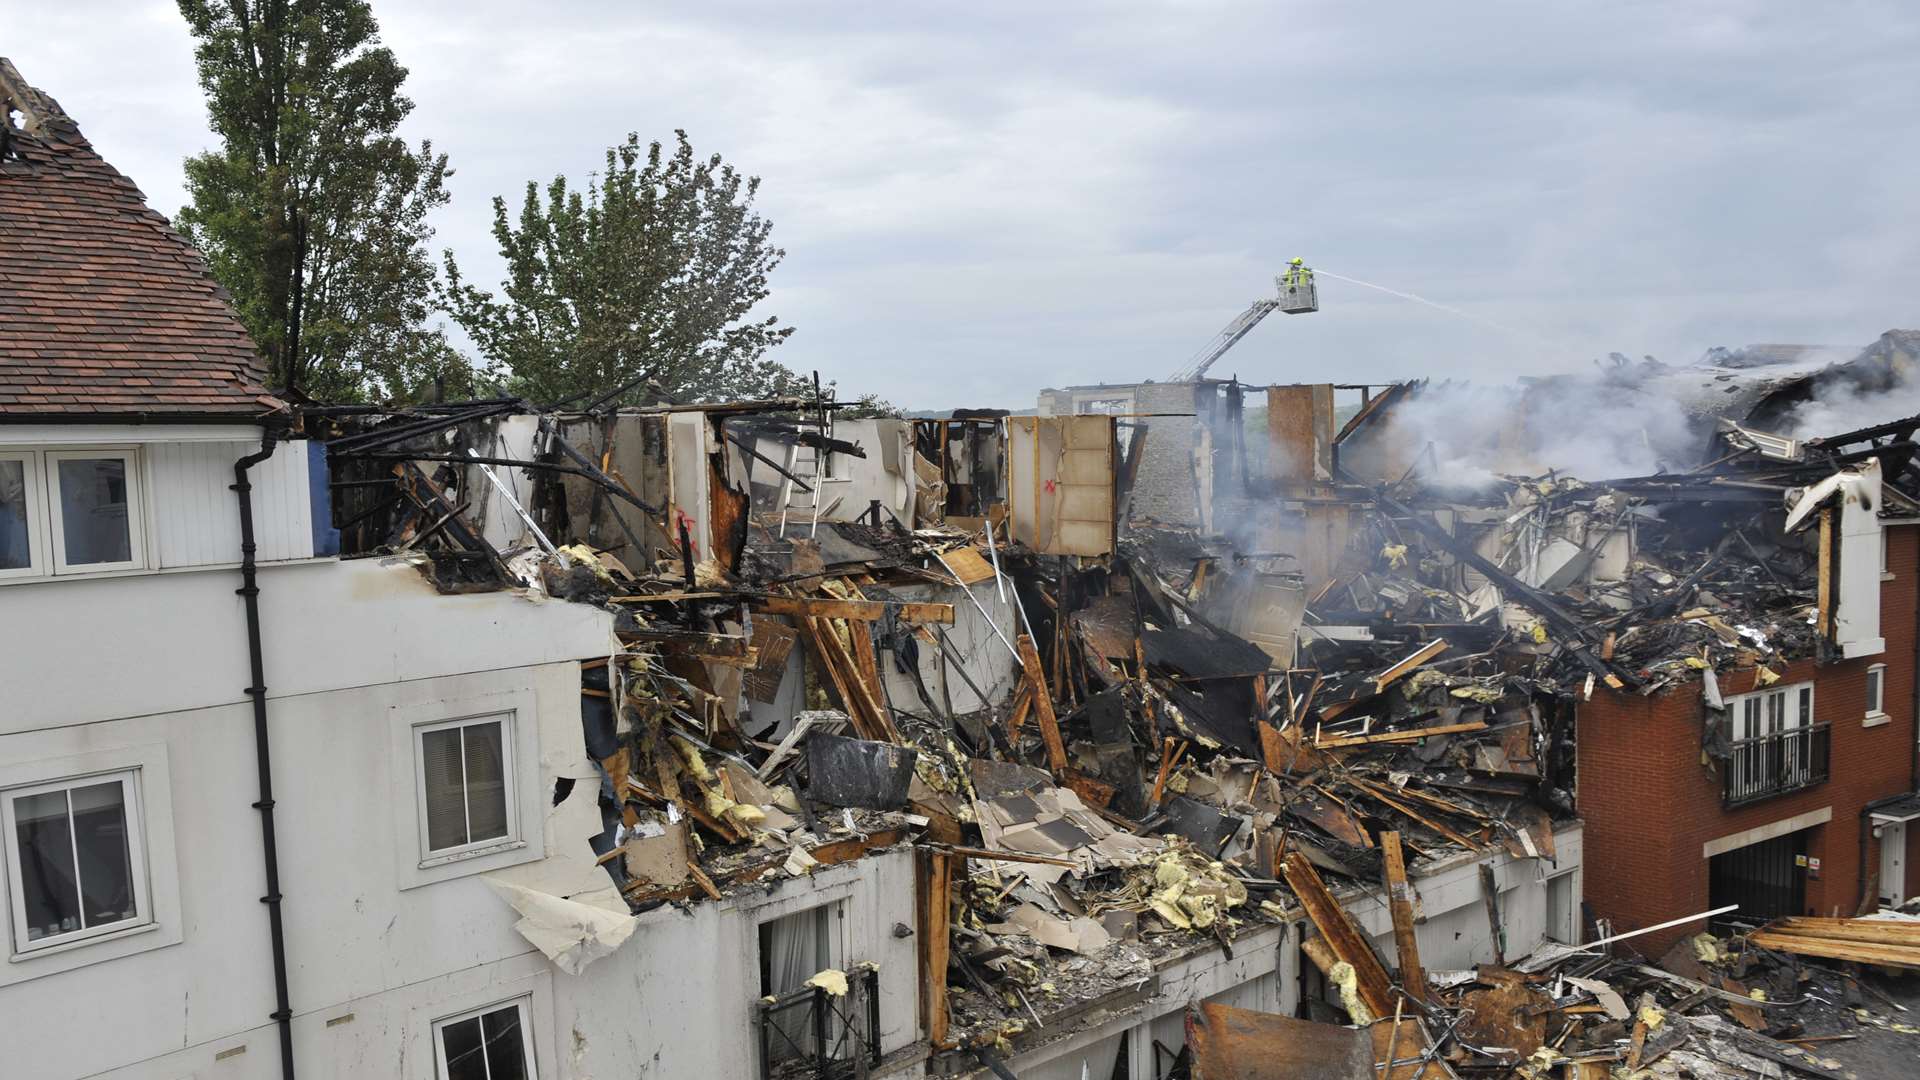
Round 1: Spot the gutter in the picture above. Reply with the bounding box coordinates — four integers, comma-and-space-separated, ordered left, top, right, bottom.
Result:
235, 428, 296, 1080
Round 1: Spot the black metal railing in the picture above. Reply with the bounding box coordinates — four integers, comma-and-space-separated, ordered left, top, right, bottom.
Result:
758, 965, 882, 1080
1724, 722, 1830, 807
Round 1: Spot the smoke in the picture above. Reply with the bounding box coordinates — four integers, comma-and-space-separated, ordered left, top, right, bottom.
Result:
1779, 333, 1920, 440
1347, 331, 1920, 486
1348, 362, 1703, 487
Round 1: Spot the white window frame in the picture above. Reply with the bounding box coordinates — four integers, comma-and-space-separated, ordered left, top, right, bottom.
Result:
44, 448, 146, 575
1866, 664, 1889, 726
0, 450, 48, 580
1731, 682, 1814, 741
1, 769, 152, 955
432, 996, 537, 1080
413, 713, 520, 866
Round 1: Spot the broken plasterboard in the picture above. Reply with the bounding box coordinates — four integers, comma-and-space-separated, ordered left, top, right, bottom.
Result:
486, 878, 639, 975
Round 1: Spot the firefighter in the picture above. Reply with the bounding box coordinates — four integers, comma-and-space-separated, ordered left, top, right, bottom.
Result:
1285, 257, 1311, 291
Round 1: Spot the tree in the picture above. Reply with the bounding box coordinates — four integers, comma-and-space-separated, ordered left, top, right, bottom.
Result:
442, 131, 802, 406
175, 0, 462, 401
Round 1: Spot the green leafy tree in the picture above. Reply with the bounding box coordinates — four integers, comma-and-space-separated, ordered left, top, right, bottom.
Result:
443, 131, 803, 406
175, 0, 462, 401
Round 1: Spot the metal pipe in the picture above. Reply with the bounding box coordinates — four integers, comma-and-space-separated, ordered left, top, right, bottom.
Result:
234, 430, 295, 1080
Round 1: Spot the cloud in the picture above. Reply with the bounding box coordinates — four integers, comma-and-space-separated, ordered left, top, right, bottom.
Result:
10, 1, 1920, 409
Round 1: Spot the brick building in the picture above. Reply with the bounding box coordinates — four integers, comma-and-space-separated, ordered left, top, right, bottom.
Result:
1578, 520, 1920, 957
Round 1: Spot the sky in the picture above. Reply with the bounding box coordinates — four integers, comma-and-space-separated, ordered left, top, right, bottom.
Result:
10, 1, 1920, 410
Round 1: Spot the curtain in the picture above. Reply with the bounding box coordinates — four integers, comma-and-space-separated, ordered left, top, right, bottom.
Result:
762, 905, 833, 1062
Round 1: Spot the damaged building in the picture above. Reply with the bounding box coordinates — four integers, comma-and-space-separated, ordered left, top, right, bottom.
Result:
9, 56, 1920, 1080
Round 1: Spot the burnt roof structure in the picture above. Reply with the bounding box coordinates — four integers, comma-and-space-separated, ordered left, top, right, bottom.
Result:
0, 58, 280, 421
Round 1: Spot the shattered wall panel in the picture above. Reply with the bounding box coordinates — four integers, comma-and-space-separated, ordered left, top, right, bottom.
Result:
556, 413, 674, 566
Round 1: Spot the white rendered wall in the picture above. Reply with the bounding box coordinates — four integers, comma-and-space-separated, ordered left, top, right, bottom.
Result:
554, 849, 923, 1079
0, 549, 616, 1078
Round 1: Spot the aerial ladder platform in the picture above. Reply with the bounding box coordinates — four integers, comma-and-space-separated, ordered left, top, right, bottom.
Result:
1165, 262, 1317, 383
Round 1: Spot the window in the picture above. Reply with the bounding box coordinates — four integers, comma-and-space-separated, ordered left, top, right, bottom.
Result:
756, 902, 880, 1079
434, 998, 534, 1080
1725, 683, 1829, 806
0, 447, 145, 578
2, 771, 149, 953
1867, 664, 1888, 721
0, 452, 45, 578
759, 903, 841, 1067
416, 714, 515, 859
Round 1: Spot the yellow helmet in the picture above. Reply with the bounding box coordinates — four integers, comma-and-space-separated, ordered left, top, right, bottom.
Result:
1290, 257, 1304, 265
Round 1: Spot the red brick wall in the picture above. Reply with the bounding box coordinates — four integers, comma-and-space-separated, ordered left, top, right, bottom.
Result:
1577, 522, 1919, 956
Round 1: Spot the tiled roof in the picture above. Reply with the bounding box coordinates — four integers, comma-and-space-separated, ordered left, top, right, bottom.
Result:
0, 59, 282, 420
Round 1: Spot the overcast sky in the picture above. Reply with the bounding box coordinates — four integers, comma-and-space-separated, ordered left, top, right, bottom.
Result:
11, 1, 1920, 409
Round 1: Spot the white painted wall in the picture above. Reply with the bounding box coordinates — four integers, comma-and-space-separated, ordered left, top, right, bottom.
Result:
809, 419, 916, 526
881, 580, 1021, 717
555, 850, 923, 1080
0, 556, 613, 733
0, 485, 618, 1080
0, 424, 316, 581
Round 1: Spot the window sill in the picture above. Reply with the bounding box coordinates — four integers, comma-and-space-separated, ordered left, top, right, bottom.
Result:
10, 918, 159, 964
1864, 712, 1891, 728
418, 837, 526, 870
1882, 572, 1896, 582
0, 554, 336, 588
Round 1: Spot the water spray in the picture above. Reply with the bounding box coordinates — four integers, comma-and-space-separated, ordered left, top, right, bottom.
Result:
1310, 266, 1575, 352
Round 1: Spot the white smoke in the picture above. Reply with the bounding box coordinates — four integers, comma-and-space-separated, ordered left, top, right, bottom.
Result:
1353, 370, 1702, 487
1781, 338, 1920, 440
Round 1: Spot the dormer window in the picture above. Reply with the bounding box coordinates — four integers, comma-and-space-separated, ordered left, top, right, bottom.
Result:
0, 447, 147, 580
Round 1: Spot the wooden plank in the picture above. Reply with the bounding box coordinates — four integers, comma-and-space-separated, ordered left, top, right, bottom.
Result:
1748, 930, 1920, 968
801, 615, 893, 742
919, 850, 954, 1048
1015, 633, 1069, 773
1313, 720, 1489, 748
1381, 832, 1429, 1004
1768, 916, 1920, 946
752, 595, 955, 624
922, 844, 1078, 868
1282, 851, 1397, 1021
798, 615, 873, 739
845, 616, 902, 742
1006, 682, 1033, 741
1150, 737, 1185, 807
942, 546, 997, 585
1259, 718, 1292, 774
1373, 639, 1449, 695
1480, 863, 1505, 966
1816, 506, 1834, 639
1350, 777, 1483, 850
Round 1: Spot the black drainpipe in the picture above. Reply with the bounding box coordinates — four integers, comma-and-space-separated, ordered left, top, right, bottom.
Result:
235, 429, 295, 1080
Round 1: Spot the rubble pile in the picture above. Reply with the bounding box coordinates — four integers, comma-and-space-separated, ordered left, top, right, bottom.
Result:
300, 346, 1920, 1075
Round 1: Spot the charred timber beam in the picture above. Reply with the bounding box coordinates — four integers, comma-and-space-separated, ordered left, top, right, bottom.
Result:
725, 432, 813, 492
323, 399, 524, 454
541, 428, 667, 514
347, 451, 662, 516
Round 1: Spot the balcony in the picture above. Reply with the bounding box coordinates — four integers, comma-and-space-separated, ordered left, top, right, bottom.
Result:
758, 964, 881, 1079
1724, 722, 1831, 808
